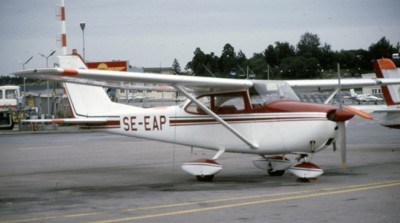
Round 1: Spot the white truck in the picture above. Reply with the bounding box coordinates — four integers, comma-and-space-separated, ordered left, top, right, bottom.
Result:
0, 85, 24, 130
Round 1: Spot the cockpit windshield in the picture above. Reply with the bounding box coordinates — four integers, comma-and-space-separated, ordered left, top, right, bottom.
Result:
249, 80, 299, 105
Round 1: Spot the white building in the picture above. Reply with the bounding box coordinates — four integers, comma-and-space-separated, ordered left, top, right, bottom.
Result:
362, 73, 382, 95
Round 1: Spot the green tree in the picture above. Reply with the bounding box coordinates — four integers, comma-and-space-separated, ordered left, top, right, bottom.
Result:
368, 37, 396, 59
172, 58, 181, 74
319, 43, 335, 69
297, 32, 321, 58
219, 43, 237, 75
236, 50, 247, 67
247, 53, 268, 79
186, 47, 206, 75
264, 42, 295, 68
334, 49, 370, 76
280, 56, 320, 79
203, 52, 220, 76
264, 44, 277, 67
274, 41, 296, 65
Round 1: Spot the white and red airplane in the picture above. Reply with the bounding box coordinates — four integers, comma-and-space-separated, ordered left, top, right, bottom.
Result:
13, 55, 400, 181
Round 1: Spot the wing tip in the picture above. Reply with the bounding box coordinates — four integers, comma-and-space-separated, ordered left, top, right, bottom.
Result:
63, 68, 79, 76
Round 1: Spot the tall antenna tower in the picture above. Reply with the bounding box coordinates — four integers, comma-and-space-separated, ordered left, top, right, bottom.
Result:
57, 0, 67, 55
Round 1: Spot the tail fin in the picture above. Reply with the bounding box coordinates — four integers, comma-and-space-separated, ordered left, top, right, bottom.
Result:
373, 58, 400, 106
59, 55, 140, 118
349, 89, 357, 98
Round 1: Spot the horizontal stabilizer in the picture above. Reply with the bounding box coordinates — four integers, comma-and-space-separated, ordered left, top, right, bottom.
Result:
21, 118, 117, 124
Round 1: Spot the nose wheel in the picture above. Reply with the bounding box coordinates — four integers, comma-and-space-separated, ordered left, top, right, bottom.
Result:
253, 155, 292, 176
289, 154, 324, 180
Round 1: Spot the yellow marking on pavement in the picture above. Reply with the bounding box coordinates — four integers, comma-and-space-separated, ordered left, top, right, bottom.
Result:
1, 180, 399, 223
90, 181, 400, 223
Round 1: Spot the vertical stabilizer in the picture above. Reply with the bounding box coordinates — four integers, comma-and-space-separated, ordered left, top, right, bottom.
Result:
373, 58, 400, 106
349, 89, 357, 98
59, 55, 140, 118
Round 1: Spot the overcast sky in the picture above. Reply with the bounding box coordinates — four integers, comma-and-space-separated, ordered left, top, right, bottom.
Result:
1, 0, 399, 75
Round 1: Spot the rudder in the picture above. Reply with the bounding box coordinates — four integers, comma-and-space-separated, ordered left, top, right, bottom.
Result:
373, 58, 400, 106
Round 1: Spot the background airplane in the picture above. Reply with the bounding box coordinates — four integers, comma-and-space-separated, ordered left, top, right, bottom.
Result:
349, 89, 383, 104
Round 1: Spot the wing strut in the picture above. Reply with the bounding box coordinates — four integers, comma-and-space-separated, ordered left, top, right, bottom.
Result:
175, 85, 258, 150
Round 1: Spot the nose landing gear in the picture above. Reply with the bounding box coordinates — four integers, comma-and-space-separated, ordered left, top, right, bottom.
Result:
289, 154, 324, 181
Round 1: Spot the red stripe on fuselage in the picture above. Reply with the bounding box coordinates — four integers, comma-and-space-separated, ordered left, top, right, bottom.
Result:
170, 116, 327, 126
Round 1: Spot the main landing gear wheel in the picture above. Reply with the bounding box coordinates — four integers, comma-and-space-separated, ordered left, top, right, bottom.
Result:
267, 170, 285, 176
196, 175, 215, 182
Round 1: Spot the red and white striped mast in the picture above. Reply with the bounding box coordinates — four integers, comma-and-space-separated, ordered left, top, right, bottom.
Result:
60, 0, 67, 55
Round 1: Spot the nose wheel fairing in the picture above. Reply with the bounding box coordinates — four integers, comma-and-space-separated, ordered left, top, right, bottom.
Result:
289, 162, 324, 179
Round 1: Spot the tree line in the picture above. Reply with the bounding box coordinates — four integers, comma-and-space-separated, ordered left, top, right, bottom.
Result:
2, 32, 399, 85
180, 32, 399, 79
0, 76, 38, 86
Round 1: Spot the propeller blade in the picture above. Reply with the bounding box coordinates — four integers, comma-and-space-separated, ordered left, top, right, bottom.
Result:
338, 121, 347, 169
343, 105, 373, 120
336, 63, 347, 169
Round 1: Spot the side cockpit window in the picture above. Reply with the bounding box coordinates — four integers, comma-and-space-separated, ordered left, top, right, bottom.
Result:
214, 94, 245, 114
185, 92, 249, 115
185, 95, 211, 114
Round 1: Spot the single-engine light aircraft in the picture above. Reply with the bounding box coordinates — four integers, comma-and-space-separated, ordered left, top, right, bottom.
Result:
349, 89, 383, 104
13, 55, 400, 181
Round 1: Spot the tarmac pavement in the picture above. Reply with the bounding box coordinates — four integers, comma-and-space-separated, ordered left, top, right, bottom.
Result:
0, 116, 399, 223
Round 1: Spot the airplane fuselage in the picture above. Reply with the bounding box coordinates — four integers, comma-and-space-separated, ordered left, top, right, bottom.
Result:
109, 101, 338, 155
379, 111, 400, 129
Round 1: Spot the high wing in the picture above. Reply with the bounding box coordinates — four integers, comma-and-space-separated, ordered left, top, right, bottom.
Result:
15, 56, 253, 94
14, 55, 256, 126
286, 78, 400, 90
15, 56, 400, 94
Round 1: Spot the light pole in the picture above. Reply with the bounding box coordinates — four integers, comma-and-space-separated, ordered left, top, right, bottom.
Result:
80, 22, 86, 61
39, 50, 56, 116
16, 56, 33, 96
39, 50, 56, 67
